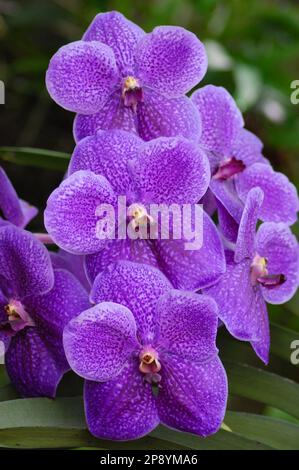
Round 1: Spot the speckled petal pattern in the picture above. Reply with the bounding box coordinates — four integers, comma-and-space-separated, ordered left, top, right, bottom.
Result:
137, 89, 201, 142
236, 163, 299, 225
0, 225, 54, 299
136, 26, 207, 98
63, 302, 138, 382
91, 261, 171, 344
0, 167, 25, 227
69, 129, 142, 195
191, 85, 244, 156
73, 91, 137, 142
157, 354, 227, 437
256, 223, 299, 304
44, 171, 117, 255
131, 137, 210, 205
84, 358, 159, 440
83, 11, 145, 75
156, 290, 219, 361
46, 40, 118, 114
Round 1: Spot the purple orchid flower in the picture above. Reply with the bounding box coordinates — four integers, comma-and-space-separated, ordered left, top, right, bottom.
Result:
63, 261, 228, 440
44, 130, 226, 291
205, 187, 299, 364
0, 167, 38, 228
191, 85, 299, 230
50, 250, 90, 291
0, 224, 89, 397
46, 11, 206, 144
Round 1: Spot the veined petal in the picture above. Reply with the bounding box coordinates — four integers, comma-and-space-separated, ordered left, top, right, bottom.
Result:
234, 187, 264, 263
46, 40, 118, 114
137, 89, 201, 142
217, 200, 239, 243
256, 223, 299, 304
191, 85, 244, 156
136, 26, 207, 98
131, 137, 210, 205
236, 163, 299, 225
69, 129, 142, 195
63, 302, 138, 382
91, 261, 171, 345
205, 258, 270, 364
231, 129, 267, 167
5, 328, 68, 397
50, 251, 90, 291
156, 290, 219, 361
0, 167, 24, 227
157, 355, 227, 437
83, 11, 145, 75
84, 358, 159, 440
0, 225, 54, 299
153, 209, 226, 291
44, 170, 117, 255
73, 91, 137, 142
210, 178, 244, 223
85, 238, 159, 284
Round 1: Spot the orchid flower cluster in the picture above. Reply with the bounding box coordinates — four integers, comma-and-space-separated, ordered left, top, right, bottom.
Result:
1, 11, 298, 441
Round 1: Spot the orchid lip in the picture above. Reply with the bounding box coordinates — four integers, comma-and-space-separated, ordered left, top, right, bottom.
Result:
213, 157, 246, 180
122, 76, 143, 112
257, 274, 286, 289
139, 346, 161, 384
2, 299, 35, 334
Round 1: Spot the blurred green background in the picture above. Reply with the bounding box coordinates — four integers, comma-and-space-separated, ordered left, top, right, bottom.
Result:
0, 0, 299, 445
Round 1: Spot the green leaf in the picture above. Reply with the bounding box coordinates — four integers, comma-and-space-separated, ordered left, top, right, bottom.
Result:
0, 147, 70, 171
225, 411, 299, 450
224, 360, 299, 420
151, 426, 271, 450
0, 397, 271, 450
270, 322, 299, 364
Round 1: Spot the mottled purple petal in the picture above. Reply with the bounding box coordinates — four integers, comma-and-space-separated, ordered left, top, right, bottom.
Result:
210, 178, 244, 223
131, 137, 210, 205
236, 163, 299, 225
217, 200, 239, 243
136, 26, 207, 98
26, 268, 89, 338
85, 238, 158, 284
50, 251, 90, 291
156, 290, 218, 361
157, 355, 227, 437
63, 302, 138, 382
91, 261, 171, 344
234, 187, 264, 263
137, 89, 201, 142
73, 91, 137, 142
85, 358, 159, 440
44, 171, 117, 255
191, 85, 244, 155
19, 200, 38, 227
46, 40, 118, 114
200, 188, 217, 217
0, 225, 54, 299
0, 167, 24, 226
205, 259, 270, 364
256, 223, 299, 304
69, 129, 142, 195
250, 293, 270, 364
5, 327, 68, 397
83, 11, 145, 75
231, 129, 267, 167
153, 210, 225, 290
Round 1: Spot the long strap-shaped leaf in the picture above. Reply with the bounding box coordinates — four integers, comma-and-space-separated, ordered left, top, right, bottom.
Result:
0, 147, 70, 171
0, 397, 271, 450
224, 360, 299, 420
225, 411, 299, 450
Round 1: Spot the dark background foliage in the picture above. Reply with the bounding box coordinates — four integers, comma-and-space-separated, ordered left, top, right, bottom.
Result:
0, 0, 299, 443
